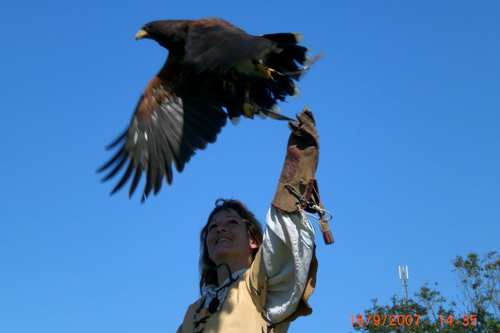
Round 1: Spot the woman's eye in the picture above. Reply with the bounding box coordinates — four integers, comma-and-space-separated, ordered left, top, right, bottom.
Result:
229, 220, 238, 224
209, 224, 216, 230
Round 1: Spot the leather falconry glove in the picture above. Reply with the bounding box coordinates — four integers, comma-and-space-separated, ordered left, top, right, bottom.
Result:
272, 106, 334, 244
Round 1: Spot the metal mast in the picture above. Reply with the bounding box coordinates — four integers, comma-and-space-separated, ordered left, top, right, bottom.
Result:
399, 266, 409, 301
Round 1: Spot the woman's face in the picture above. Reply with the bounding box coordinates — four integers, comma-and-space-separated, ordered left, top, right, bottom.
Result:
206, 208, 258, 267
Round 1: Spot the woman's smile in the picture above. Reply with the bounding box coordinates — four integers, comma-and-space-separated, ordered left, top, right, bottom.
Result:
207, 209, 257, 266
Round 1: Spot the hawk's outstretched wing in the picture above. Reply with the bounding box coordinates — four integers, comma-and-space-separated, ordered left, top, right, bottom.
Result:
99, 75, 227, 202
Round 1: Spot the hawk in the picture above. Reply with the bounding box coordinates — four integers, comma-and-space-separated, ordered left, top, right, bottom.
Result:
98, 18, 320, 201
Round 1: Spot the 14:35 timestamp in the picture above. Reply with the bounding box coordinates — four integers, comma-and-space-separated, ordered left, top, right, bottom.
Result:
439, 315, 477, 326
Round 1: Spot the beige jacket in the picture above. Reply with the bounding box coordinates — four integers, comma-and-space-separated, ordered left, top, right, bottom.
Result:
177, 245, 317, 333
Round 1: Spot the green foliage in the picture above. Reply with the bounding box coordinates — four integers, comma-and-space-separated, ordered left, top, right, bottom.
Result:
351, 252, 500, 333
452, 251, 500, 333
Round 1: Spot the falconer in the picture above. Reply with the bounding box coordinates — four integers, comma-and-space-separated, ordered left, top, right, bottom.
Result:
177, 108, 327, 333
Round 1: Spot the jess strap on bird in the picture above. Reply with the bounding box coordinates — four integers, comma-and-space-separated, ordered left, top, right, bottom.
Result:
272, 107, 334, 245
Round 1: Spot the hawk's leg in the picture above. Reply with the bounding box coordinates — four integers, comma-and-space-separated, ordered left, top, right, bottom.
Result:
243, 89, 256, 119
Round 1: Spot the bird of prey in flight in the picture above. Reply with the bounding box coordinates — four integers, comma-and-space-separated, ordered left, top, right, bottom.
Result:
98, 18, 321, 201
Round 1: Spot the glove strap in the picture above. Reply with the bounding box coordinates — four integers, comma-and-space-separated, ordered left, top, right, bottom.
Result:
284, 181, 335, 245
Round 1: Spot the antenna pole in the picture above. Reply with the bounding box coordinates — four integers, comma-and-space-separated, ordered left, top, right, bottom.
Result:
398, 266, 409, 302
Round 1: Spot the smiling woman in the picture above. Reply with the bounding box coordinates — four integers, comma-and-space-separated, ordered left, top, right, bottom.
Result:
176, 108, 324, 333
201, 201, 263, 290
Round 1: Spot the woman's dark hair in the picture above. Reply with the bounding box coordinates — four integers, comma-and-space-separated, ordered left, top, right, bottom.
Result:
199, 198, 263, 294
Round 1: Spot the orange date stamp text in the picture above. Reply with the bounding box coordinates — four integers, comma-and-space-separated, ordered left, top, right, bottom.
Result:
351, 314, 420, 326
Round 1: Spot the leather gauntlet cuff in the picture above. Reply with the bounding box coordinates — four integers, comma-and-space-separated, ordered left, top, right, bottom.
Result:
271, 144, 319, 214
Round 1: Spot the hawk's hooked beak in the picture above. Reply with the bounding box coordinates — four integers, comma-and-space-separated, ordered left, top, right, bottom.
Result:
135, 29, 148, 40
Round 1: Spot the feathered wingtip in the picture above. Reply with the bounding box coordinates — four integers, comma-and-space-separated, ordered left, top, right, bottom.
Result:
291, 82, 300, 99
292, 32, 304, 44
229, 116, 241, 125
96, 130, 128, 175
103, 130, 127, 150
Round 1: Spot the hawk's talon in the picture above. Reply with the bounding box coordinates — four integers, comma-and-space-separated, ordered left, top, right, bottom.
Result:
256, 63, 276, 80
243, 103, 256, 119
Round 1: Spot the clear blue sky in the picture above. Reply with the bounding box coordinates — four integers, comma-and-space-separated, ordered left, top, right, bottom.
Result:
1, 1, 499, 332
